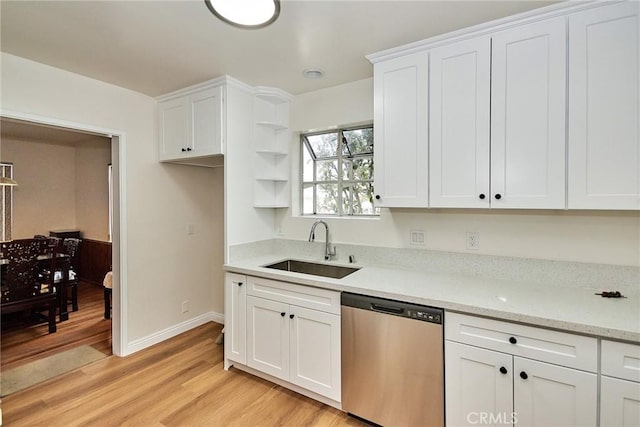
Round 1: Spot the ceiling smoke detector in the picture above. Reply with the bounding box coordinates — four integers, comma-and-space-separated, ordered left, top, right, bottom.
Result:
204, 0, 280, 29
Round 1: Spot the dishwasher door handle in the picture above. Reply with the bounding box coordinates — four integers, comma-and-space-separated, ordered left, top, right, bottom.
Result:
370, 303, 404, 315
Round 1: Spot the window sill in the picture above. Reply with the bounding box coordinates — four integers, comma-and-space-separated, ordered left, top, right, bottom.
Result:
296, 214, 380, 221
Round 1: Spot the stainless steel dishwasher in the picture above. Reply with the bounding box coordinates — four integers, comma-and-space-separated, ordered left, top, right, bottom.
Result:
341, 292, 444, 426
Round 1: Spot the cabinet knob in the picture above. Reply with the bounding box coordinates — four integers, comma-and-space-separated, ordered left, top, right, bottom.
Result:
280, 312, 286, 317
186, 147, 192, 151
495, 193, 502, 200
499, 366, 508, 375
479, 194, 486, 200
375, 195, 381, 200
509, 336, 517, 344
237, 282, 243, 287
181, 148, 187, 152
520, 371, 528, 380
289, 314, 294, 319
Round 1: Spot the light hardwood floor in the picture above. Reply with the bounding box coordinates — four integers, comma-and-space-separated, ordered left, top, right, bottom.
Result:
1, 281, 112, 371
2, 321, 367, 426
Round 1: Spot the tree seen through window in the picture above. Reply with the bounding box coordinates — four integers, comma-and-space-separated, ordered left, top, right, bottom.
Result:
301, 126, 378, 216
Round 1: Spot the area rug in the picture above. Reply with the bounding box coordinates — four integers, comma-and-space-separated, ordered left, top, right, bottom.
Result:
1, 345, 107, 396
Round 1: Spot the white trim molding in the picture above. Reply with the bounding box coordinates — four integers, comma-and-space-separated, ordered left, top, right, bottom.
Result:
0, 108, 128, 357
366, 0, 615, 63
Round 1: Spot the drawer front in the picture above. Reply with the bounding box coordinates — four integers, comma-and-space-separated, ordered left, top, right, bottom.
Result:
445, 312, 597, 372
602, 340, 640, 383
247, 276, 340, 315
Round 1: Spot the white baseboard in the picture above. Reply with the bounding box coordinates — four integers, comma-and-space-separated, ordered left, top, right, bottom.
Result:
123, 311, 224, 356
209, 311, 225, 325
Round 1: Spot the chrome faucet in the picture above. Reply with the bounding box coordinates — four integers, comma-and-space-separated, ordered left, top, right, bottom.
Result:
308, 220, 336, 261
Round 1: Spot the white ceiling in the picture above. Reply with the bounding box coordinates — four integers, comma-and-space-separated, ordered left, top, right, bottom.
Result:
1, 0, 556, 97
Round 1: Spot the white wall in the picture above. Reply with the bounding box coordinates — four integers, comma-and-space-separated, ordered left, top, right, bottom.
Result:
75, 139, 111, 241
1, 53, 223, 347
277, 78, 640, 267
2, 134, 114, 242
1, 138, 77, 238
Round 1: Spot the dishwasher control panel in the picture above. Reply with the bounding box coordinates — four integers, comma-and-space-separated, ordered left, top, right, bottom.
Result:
407, 310, 441, 323
342, 292, 443, 325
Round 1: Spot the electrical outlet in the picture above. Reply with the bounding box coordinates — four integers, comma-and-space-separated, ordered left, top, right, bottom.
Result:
466, 232, 480, 250
182, 300, 189, 313
410, 230, 425, 245
186, 223, 195, 235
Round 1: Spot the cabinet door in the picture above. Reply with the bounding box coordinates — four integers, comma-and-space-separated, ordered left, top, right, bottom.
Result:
430, 36, 491, 208
601, 376, 640, 427
246, 295, 289, 381
189, 86, 223, 156
568, 2, 640, 210
158, 96, 188, 161
491, 18, 567, 209
373, 51, 429, 207
224, 273, 246, 365
514, 357, 596, 427
289, 305, 340, 401
445, 341, 514, 426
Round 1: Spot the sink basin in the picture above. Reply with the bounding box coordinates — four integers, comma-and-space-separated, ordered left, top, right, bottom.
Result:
264, 259, 360, 279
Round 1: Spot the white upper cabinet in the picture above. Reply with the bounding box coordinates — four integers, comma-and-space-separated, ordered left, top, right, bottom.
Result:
373, 51, 429, 208
568, 2, 640, 210
159, 86, 223, 162
491, 17, 567, 209
190, 87, 223, 157
429, 36, 491, 208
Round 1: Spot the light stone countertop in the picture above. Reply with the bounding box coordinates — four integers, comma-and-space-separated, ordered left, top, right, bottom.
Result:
224, 254, 640, 343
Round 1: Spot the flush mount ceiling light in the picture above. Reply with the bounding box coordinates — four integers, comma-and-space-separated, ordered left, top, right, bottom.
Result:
204, 0, 280, 29
303, 69, 324, 79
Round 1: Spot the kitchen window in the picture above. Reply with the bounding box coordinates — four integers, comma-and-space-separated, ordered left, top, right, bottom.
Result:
301, 125, 378, 216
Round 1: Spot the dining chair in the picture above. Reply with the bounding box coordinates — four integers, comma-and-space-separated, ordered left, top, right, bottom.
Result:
60, 238, 81, 312
0, 238, 58, 333
103, 270, 112, 319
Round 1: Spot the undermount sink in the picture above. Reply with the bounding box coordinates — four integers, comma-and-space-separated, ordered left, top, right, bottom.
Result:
264, 259, 360, 279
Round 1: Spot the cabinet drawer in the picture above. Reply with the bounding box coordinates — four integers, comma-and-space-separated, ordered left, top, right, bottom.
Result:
247, 276, 340, 315
445, 312, 597, 372
602, 340, 640, 383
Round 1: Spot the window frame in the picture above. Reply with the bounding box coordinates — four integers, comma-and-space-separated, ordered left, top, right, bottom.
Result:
1, 162, 14, 242
300, 124, 377, 217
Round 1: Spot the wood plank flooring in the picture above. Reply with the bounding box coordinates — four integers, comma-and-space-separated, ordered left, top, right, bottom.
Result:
2, 322, 367, 426
2, 281, 112, 371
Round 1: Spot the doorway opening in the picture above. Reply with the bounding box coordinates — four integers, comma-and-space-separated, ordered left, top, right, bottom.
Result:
0, 113, 126, 393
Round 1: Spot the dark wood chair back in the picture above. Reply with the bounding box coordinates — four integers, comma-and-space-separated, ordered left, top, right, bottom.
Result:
62, 238, 81, 268
1, 238, 53, 300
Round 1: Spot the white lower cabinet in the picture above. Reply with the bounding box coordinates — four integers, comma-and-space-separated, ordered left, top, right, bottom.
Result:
246, 295, 289, 379
246, 295, 341, 401
224, 273, 246, 365
601, 340, 640, 427
445, 312, 598, 427
289, 305, 341, 400
513, 357, 596, 427
225, 274, 341, 403
601, 376, 640, 427
445, 341, 514, 426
